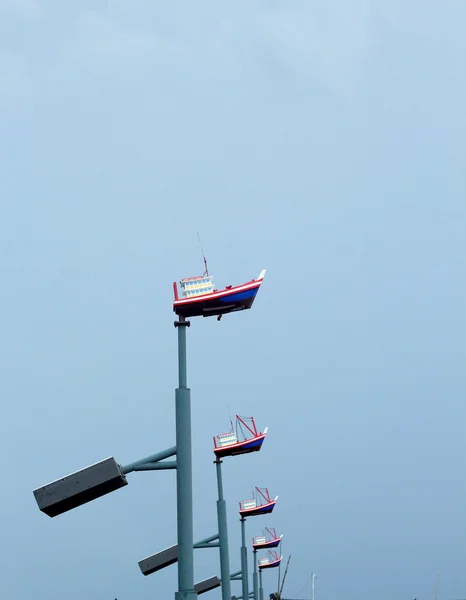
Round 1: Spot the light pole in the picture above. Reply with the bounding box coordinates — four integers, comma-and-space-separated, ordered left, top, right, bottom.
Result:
215, 458, 232, 600
238, 487, 278, 600
241, 516, 249, 600
32, 314, 198, 600
251, 529, 282, 600
174, 314, 197, 600
213, 414, 267, 600
172, 266, 266, 597
311, 573, 317, 600
253, 548, 259, 600
257, 549, 283, 600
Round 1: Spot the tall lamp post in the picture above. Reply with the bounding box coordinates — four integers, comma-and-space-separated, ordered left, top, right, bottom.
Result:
238, 487, 278, 600
241, 516, 249, 600
253, 547, 259, 600
213, 415, 267, 600
311, 572, 317, 600
172, 267, 266, 597
174, 314, 196, 600
215, 457, 231, 600
258, 551, 282, 600
252, 529, 282, 600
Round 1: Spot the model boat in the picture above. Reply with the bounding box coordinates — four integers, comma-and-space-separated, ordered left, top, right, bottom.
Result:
213, 415, 267, 459
173, 268, 266, 320
239, 487, 278, 518
252, 528, 282, 550
258, 550, 282, 570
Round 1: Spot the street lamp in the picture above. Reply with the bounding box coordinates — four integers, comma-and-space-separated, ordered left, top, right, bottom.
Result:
252, 529, 282, 600
194, 576, 221, 595
138, 534, 220, 576
238, 487, 278, 600
33, 446, 177, 518
33, 457, 128, 517
258, 551, 282, 600
213, 414, 268, 600
172, 265, 266, 600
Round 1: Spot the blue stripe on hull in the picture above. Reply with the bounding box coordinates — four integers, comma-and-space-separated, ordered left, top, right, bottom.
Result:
255, 504, 274, 514
241, 439, 263, 451
219, 288, 258, 303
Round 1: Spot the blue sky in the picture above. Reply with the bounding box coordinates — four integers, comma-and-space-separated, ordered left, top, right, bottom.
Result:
1, 1, 466, 599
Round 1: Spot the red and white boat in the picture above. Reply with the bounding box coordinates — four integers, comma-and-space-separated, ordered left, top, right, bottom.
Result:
258, 550, 282, 570
213, 415, 267, 459
252, 528, 283, 550
173, 269, 266, 320
239, 487, 278, 518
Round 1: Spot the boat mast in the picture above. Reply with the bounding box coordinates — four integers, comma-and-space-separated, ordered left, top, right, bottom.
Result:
197, 232, 209, 276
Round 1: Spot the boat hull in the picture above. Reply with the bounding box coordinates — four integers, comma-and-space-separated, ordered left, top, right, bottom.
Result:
259, 558, 281, 570
252, 538, 281, 550
239, 500, 276, 518
175, 286, 259, 319
214, 434, 266, 459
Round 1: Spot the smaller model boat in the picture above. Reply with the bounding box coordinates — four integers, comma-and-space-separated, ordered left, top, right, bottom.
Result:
252, 528, 283, 550
239, 487, 278, 518
258, 551, 282, 571
173, 266, 266, 320
213, 415, 268, 459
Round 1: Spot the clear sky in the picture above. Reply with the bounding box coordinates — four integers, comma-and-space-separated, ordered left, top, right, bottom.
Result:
1, 1, 466, 599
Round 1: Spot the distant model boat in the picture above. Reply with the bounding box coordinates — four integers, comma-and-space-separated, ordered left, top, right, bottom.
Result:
252, 528, 283, 550
258, 550, 282, 571
239, 487, 278, 518
173, 268, 266, 320
213, 415, 268, 459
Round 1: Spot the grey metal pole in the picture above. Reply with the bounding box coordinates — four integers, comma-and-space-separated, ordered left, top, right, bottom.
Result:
259, 569, 263, 600
253, 549, 258, 600
175, 316, 197, 600
240, 517, 249, 600
215, 459, 232, 600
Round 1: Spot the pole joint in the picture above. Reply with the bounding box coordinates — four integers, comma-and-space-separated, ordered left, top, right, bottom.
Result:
174, 319, 191, 328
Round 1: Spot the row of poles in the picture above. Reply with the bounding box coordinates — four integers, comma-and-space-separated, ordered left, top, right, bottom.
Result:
33, 272, 283, 599
178, 314, 280, 600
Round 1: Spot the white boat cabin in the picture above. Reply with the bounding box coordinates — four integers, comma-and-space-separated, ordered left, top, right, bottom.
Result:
241, 499, 257, 511
258, 558, 270, 567
217, 431, 238, 447
180, 275, 215, 298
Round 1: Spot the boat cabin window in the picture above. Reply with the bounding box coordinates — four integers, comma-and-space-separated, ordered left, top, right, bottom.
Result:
217, 432, 238, 447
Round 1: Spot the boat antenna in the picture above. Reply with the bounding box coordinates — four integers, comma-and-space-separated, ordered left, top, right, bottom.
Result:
227, 404, 234, 433
197, 232, 209, 277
